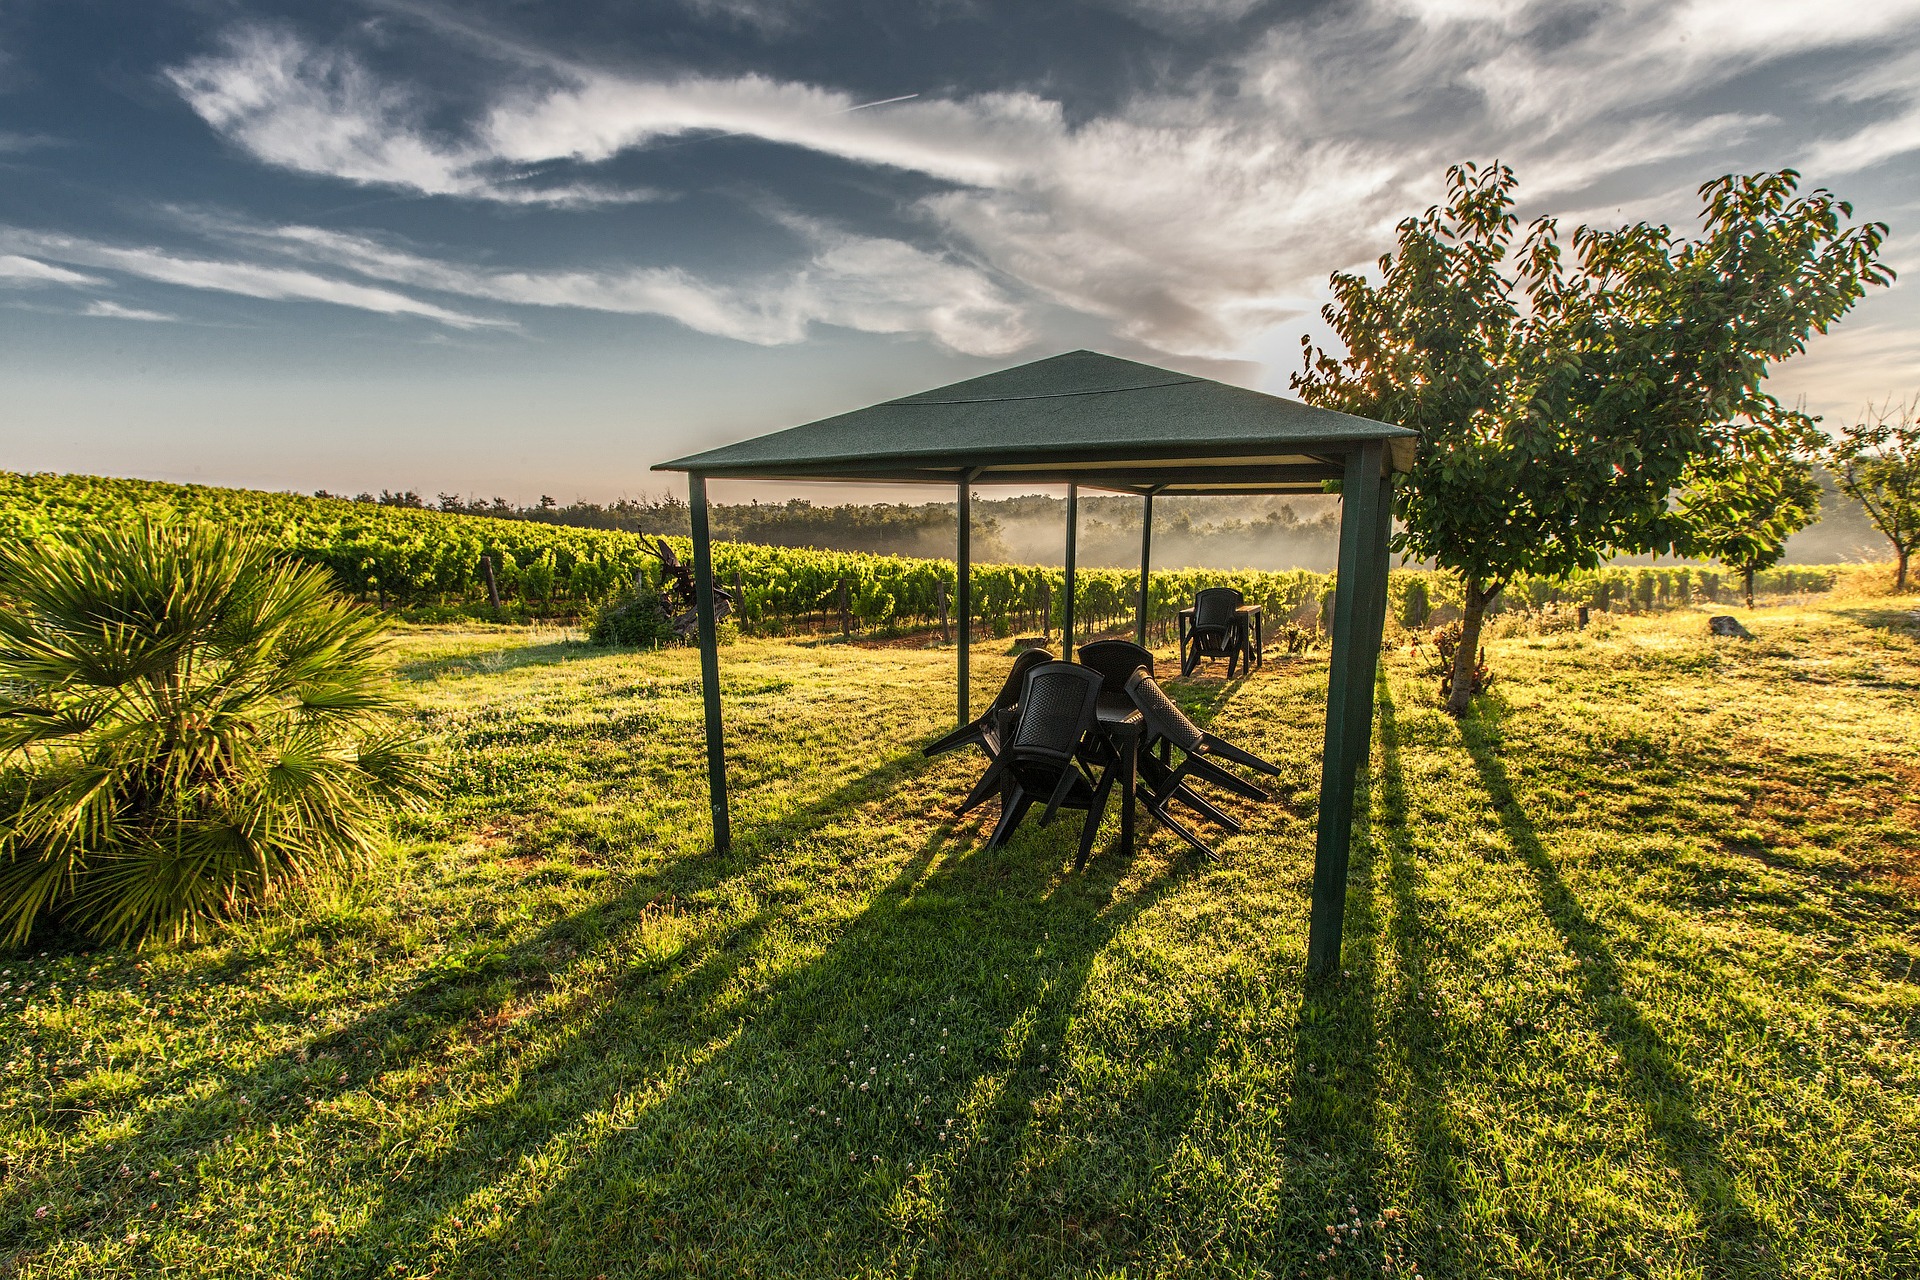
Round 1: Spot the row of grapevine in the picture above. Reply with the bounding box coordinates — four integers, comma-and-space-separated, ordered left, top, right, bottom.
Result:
2, 472, 1849, 637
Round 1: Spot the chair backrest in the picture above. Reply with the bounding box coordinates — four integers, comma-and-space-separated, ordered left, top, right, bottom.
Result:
1193, 587, 1244, 631
1124, 669, 1206, 753
991, 647, 1054, 711
1076, 639, 1154, 693
1012, 662, 1103, 758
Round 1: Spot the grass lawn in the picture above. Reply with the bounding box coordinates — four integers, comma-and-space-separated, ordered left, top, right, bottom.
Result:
3, 598, 1918, 1278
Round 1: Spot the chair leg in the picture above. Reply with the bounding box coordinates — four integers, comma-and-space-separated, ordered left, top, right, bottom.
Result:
1183, 753, 1271, 802
1168, 782, 1242, 832
957, 758, 1009, 815
1145, 797, 1219, 860
1073, 766, 1117, 872
1202, 735, 1282, 776
923, 720, 985, 758
987, 789, 1033, 850
1038, 764, 1082, 828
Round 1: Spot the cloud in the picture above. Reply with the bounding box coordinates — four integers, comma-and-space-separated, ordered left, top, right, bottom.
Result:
162, 3, 1920, 356
167, 27, 651, 207
0, 253, 100, 286
0, 130, 62, 153
235, 218, 1030, 355
81, 300, 178, 322
0, 229, 509, 329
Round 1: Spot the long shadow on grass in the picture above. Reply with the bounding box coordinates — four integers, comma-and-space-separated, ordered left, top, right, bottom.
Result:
293, 792, 1187, 1277
1261, 678, 1466, 1278
1368, 688, 1469, 1274
395, 637, 598, 683
0, 743, 953, 1268
1831, 603, 1920, 638
1275, 772, 1387, 1271
1457, 707, 1773, 1269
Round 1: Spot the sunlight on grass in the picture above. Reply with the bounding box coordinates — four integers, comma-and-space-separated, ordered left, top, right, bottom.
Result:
3, 600, 1916, 1277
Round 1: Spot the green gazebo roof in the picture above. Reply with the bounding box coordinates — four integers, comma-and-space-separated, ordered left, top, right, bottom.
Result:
655, 350, 1416, 493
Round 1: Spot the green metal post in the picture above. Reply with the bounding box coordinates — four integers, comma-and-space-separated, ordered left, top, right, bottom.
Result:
1136, 490, 1154, 647
957, 477, 971, 727
1307, 441, 1386, 976
1063, 482, 1079, 656
688, 472, 730, 854
1348, 473, 1395, 778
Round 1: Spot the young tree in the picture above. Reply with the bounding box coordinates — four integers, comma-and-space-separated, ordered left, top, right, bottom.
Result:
1828, 396, 1920, 591
1674, 412, 1823, 608
1295, 164, 1890, 714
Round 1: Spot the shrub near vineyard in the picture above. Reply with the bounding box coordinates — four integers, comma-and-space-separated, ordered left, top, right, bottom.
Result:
2, 472, 1849, 640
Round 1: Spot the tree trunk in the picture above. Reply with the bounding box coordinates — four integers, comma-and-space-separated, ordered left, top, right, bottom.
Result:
1899, 548, 1911, 593
1444, 579, 1496, 718
1744, 566, 1755, 610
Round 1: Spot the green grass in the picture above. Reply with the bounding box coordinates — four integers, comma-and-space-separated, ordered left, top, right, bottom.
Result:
3, 601, 1918, 1278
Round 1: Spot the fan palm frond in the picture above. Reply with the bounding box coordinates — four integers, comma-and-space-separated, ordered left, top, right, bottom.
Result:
0, 519, 438, 947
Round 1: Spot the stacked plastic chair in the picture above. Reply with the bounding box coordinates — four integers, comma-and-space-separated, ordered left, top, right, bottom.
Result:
964, 661, 1113, 861
1124, 668, 1281, 859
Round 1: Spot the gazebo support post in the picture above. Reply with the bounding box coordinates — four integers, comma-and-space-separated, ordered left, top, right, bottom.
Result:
1350, 472, 1395, 778
688, 472, 730, 854
1136, 489, 1155, 646
1063, 483, 1079, 655
956, 475, 972, 727
1307, 441, 1387, 976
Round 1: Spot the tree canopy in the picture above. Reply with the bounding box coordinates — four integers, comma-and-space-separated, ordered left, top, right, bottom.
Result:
1828, 396, 1920, 592
1674, 411, 1823, 608
1295, 163, 1891, 711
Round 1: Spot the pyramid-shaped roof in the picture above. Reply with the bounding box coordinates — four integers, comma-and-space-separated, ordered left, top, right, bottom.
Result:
655, 350, 1414, 494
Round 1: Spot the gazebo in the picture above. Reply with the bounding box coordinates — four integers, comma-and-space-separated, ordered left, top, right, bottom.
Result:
656, 350, 1416, 973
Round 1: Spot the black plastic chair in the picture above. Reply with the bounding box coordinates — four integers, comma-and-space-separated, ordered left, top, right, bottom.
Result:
923, 647, 1054, 761
1181, 586, 1249, 677
1077, 639, 1154, 692
1125, 669, 1281, 858
966, 661, 1112, 860
1076, 638, 1154, 769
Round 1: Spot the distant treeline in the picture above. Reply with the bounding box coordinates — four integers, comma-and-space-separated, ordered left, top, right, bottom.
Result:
314, 488, 1348, 571
323, 469, 1885, 572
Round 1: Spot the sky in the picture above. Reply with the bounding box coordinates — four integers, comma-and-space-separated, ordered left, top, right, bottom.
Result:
3, 0, 1919, 505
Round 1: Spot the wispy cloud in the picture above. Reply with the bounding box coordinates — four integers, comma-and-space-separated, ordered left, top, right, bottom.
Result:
160, 1, 1920, 356
0, 229, 510, 329
81, 300, 178, 322
167, 28, 652, 207
0, 130, 63, 154
229, 217, 1030, 355
0, 253, 100, 286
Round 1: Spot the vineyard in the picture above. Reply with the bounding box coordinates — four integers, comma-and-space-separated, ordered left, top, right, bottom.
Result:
2, 471, 1851, 639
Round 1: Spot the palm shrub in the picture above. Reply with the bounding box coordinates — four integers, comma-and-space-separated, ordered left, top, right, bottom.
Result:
0, 520, 436, 947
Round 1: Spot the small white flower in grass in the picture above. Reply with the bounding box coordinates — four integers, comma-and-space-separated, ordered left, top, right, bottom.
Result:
34, 1207, 48, 1220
